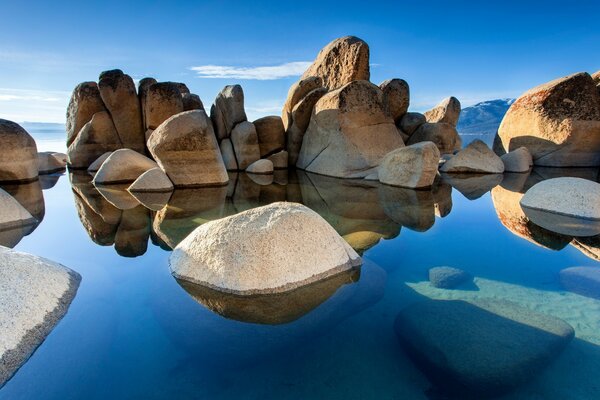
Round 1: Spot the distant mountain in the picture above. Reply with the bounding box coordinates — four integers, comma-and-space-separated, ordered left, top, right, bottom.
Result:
457, 98, 514, 146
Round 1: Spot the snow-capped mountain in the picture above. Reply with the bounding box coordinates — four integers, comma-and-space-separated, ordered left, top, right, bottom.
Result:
457, 98, 514, 146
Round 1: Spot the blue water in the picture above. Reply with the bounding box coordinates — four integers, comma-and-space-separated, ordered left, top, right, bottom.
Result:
1, 166, 599, 399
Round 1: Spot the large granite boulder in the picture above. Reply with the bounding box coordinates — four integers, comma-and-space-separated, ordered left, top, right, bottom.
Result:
231, 121, 260, 170
0, 119, 38, 183
170, 202, 361, 294
378, 142, 440, 188
497, 72, 600, 166
281, 76, 323, 130
253, 116, 285, 157
0, 247, 81, 387
67, 111, 122, 169
379, 79, 409, 123
399, 112, 427, 136
301, 36, 370, 91
407, 122, 461, 154
144, 82, 185, 130
92, 149, 158, 185
501, 147, 533, 173
520, 177, 600, 236
98, 69, 144, 153
440, 139, 504, 174
66, 82, 107, 147
148, 110, 228, 187
137, 77, 157, 132
297, 80, 404, 178
210, 85, 247, 141
424, 96, 461, 126
395, 299, 574, 397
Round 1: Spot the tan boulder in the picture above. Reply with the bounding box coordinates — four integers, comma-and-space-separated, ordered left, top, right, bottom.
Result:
301, 36, 370, 91
424, 96, 461, 126
399, 112, 426, 136
67, 111, 122, 169
440, 139, 504, 173
501, 147, 533, 173
281, 76, 323, 130
174, 82, 190, 94
497, 72, 600, 166
219, 138, 238, 171
128, 167, 173, 193
148, 110, 228, 187
137, 77, 157, 132
93, 149, 158, 185
182, 93, 204, 111
66, 82, 107, 147
287, 87, 328, 166
267, 150, 288, 169
98, 69, 145, 153
87, 152, 112, 173
253, 116, 285, 157
379, 79, 410, 122
210, 85, 247, 141
144, 82, 185, 130
0, 119, 38, 182
378, 142, 440, 188
231, 121, 260, 170
297, 80, 404, 178
37, 152, 66, 174
407, 122, 461, 154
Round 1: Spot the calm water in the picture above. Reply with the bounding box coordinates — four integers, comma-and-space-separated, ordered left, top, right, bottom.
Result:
1, 165, 599, 399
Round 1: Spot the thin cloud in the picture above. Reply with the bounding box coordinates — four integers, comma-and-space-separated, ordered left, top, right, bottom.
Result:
0, 88, 70, 123
189, 62, 311, 80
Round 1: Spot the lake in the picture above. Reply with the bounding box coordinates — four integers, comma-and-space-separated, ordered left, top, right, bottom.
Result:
0, 159, 599, 399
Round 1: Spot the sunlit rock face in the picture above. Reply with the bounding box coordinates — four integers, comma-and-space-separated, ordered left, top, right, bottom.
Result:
210, 85, 247, 141
93, 149, 158, 185
66, 82, 107, 147
424, 96, 461, 127
497, 72, 600, 167
440, 140, 504, 174
0, 119, 38, 183
67, 111, 122, 169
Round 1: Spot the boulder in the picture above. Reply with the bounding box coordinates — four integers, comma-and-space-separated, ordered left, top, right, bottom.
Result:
520, 177, 600, 236
301, 36, 370, 91
407, 122, 461, 154
440, 139, 504, 173
560, 266, 600, 299
92, 149, 158, 185
428, 266, 472, 289
424, 96, 461, 126
66, 82, 107, 147
210, 85, 247, 141
501, 146, 533, 173
87, 152, 112, 173
144, 82, 184, 130
137, 77, 157, 131
246, 159, 273, 175
50, 152, 67, 164
148, 110, 228, 187
297, 80, 404, 178
0, 119, 38, 182
399, 112, 426, 136
0, 188, 36, 233
174, 82, 190, 94
286, 87, 328, 166
98, 69, 145, 153
170, 202, 362, 294
267, 150, 288, 169
231, 121, 260, 170
128, 167, 173, 193
67, 111, 122, 169
0, 247, 81, 387
219, 138, 238, 171
379, 79, 409, 122
182, 93, 204, 111
37, 152, 66, 174
254, 116, 285, 157
394, 299, 574, 397
378, 142, 440, 188
281, 76, 323, 130
497, 72, 600, 166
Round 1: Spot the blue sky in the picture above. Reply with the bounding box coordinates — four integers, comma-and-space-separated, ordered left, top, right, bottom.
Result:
0, 0, 598, 123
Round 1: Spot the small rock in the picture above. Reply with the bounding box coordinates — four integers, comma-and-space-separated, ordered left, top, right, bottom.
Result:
182, 93, 204, 111
281, 76, 323, 130
93, 149, 158, 185
378, 142, 440, 188
440, 139, 504, 173
67, 111, 122, 169
219, 138, 238, 171
501, 147, 533, 173
428, 266, 472, 288
128, 167, 174, 193
246, 159, 274, 175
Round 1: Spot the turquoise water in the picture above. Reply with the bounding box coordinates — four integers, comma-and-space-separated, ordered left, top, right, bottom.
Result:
1, 165, 599, 399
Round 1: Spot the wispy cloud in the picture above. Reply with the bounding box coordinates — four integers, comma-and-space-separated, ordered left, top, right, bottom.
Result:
0, 88, 71, 123
189, 62, 311, 80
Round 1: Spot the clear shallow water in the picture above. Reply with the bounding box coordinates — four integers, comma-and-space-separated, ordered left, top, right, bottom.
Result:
1, 166, 599, 399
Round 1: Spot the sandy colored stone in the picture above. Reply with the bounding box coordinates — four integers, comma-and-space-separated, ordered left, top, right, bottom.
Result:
87, 152, 112, 173
0, 246, 81, 387
210, 85, 247, 141
399, 112, 426, 136
287, 87, 328, 166
424, 96, 461, 126
219, 138, 238, 171
67, 111, 122, 169
281, 76, 323, 130
440, 139, 504, 173
144, 82, 184, 130
379, 79, 409, 122
0, 119, 38, 183
137, 77, 157, 132
182, 93, 204, 111
297, 80, 404, 178
267, 150, 288, 169
93, 149, 158, 185
128, 167, 173, 193
501, 147, 533, 173
246, 159, 273, 175
301, 36, 370, 91
148, 110, 228, 187
37, 152, 66, 174
378, 142, 440, 188
407, 122, 461, 154
0, 189, 36, 233
253, 116, 285, 157
98, 69, 145, 153
497, 72, 600, 166
231, 121, 260, 170
170, 202, 362, 294
66, 82, 107, 147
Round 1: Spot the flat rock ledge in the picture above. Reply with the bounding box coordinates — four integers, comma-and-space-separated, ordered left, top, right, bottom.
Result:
0, 247, 81, 387
170, 202, 361, 295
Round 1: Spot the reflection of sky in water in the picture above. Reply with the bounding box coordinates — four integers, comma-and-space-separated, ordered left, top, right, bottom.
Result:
0, 167, 599, 399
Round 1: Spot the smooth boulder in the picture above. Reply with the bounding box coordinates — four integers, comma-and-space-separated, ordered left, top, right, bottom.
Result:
210, 85, 247, 141
231, 121, 260, 170
0, 119, 38, 182
429, 266, 472, 289
501, 147, 533, 173
407, 122, 461, 154
66, 82, 107, 147
267, 150, 288, 169
440, 139, 504, 173
92, 149, 158, 185
379, 79, 409, 122
67, 111, 122, 169
170, 202, 362, 294
87, 152, 112, 173
378, 142, 440, 188
182, 93, 204, 111
254, 116, 285, 157
137, 77, 157, 131
128, 167, 173, 193
424, 96, 461, 126
281, 76, 323, 130
148, 110, 228, 187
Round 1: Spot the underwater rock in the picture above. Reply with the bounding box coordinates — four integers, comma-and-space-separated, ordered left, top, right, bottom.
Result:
428, 266, 472, 289
560, 266, 600, 299
440, 139, 504, 174
113, 205, 150, 257
379, 185, 435, 232
0, 119, 38, 183
378, 142, 440, 189
424, 96, 461, 127
442, 172, 503, 200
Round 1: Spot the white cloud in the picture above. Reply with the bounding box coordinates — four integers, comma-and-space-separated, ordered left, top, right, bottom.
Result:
189, 62, 311, 80
0, 88, 71, 123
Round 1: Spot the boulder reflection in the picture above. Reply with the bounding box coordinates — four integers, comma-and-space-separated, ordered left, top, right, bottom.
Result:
0, 179, 45, 247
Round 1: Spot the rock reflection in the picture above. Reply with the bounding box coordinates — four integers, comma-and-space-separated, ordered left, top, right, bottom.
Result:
441, 172, 503, 200
38, 173, 61, 190
0, 180, 45, 247
379, 185, 436, 232
95, 184, 140, 210
114, 205, 151, 257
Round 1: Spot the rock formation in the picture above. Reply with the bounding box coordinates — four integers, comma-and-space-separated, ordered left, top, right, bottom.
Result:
67, 111, 122, 169
66, 82, 107, 147
210, 85, 247, 141
424, 96, 461, 126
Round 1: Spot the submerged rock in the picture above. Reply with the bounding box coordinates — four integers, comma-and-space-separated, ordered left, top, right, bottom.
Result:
378, 142, 440, 188
92, 149, 158, 185
394, 299, 574, 397
0, 119, 38, 183
428, 266, 472, 289
0, 247, 81, 388
440, 139, 504, 174
170, 202, 362, 294
424, 96, 461, 126
560, 266, 600, 299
